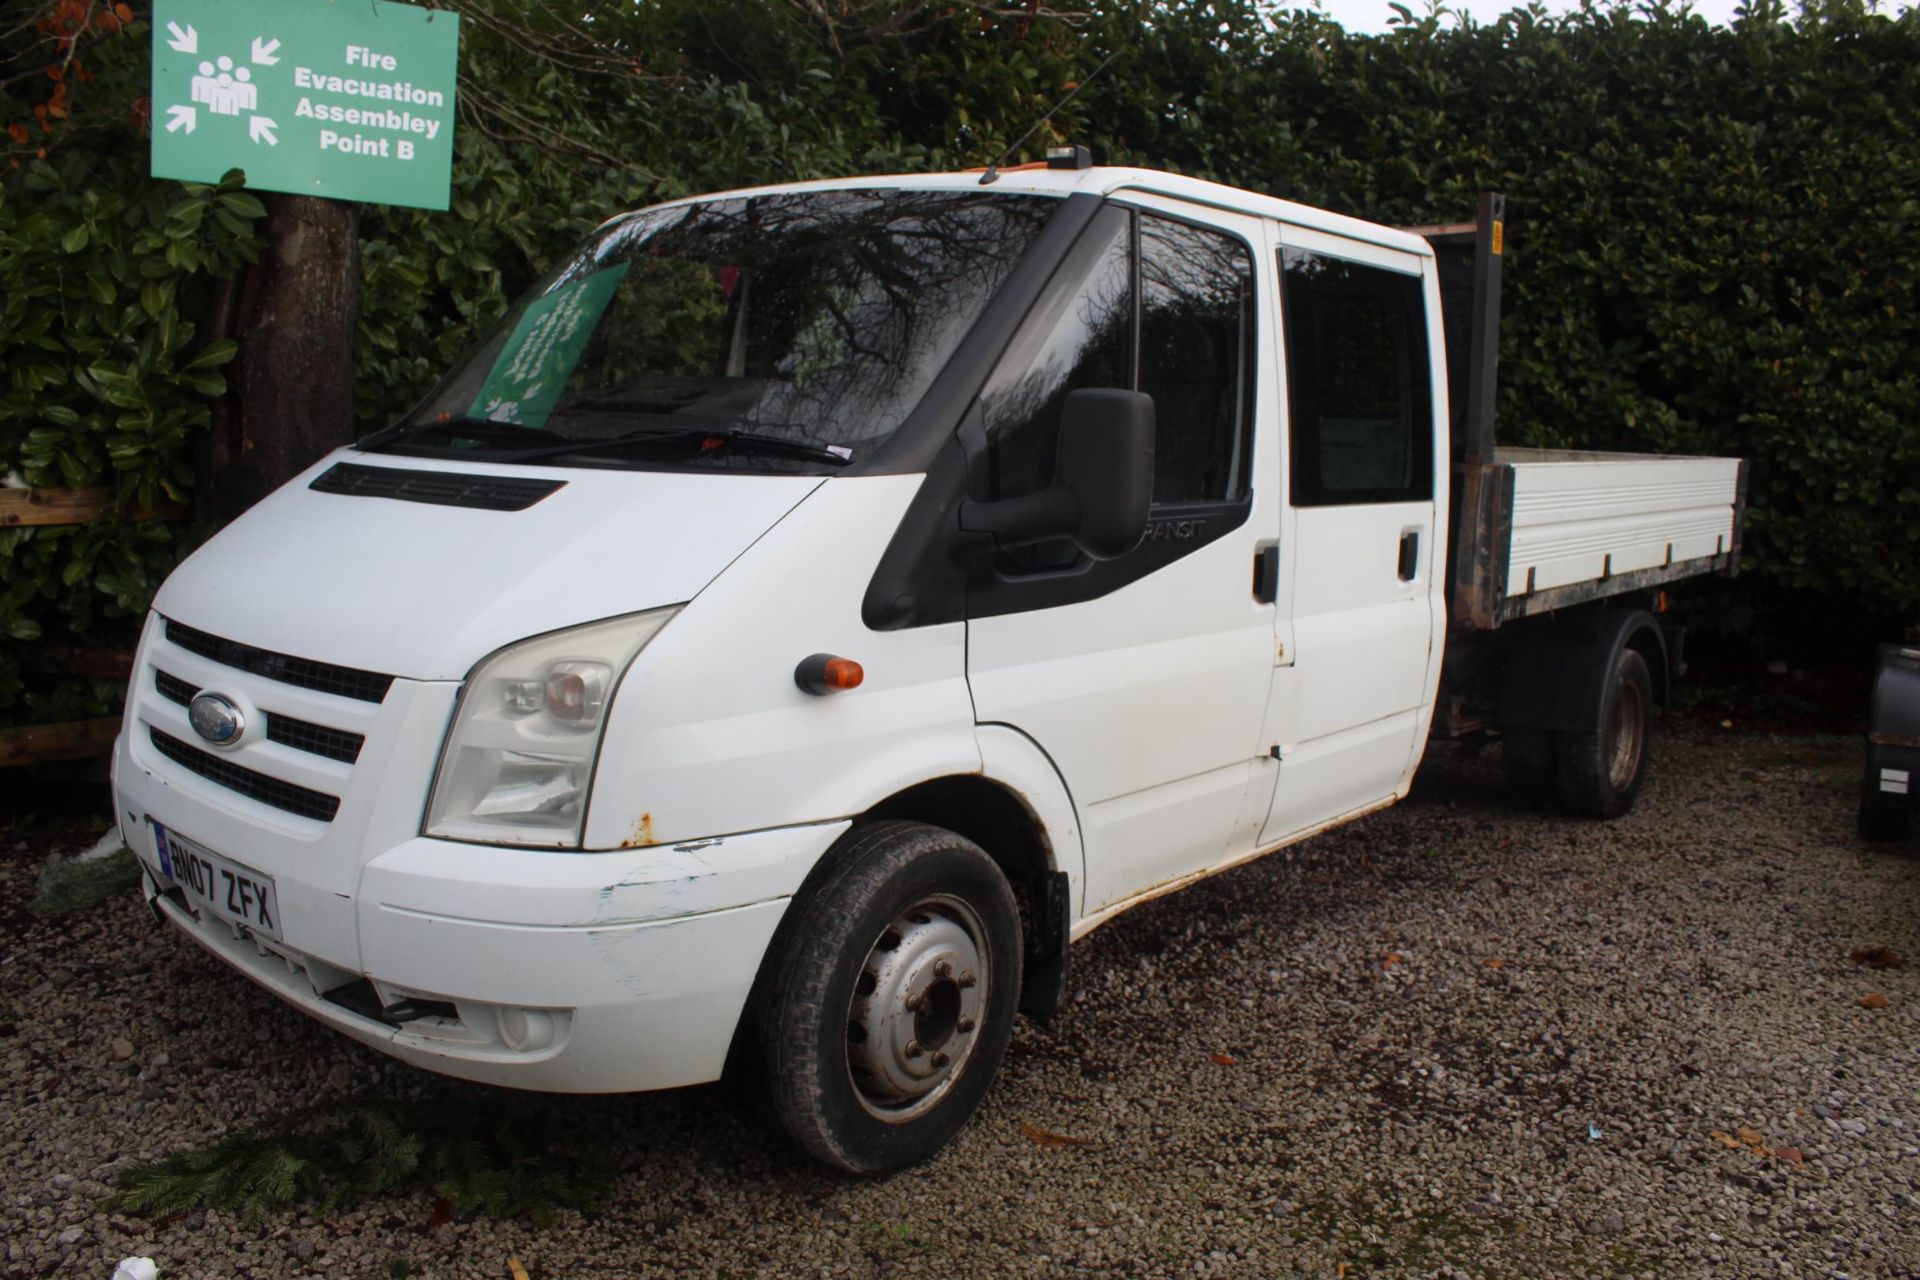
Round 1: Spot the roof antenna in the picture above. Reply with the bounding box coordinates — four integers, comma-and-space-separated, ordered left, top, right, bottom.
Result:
979, 48, 1120, 186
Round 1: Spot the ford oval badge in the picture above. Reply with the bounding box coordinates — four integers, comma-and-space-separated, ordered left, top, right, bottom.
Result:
188, 692, 245, 746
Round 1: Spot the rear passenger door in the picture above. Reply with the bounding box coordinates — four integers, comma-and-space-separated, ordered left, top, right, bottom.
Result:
964, 199, 1282, 917
1259, 230, 1444, 846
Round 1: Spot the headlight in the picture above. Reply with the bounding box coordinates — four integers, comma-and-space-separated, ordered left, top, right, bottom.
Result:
425, 607, 680, 848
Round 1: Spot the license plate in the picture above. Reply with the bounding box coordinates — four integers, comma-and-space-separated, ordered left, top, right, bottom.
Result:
151, 821, 282, 942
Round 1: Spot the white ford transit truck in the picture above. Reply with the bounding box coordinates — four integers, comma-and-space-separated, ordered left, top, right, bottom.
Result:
113, 155, 1746, 1172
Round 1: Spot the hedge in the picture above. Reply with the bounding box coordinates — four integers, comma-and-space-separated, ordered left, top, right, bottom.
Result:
2, 0, 1917, 727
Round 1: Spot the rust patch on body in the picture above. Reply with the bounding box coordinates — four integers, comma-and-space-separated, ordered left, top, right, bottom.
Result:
621, 812, 657, 849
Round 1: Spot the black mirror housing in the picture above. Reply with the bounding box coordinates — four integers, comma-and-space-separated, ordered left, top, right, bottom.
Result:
957, 388, 1155, 561
1055, 388, 1154, 560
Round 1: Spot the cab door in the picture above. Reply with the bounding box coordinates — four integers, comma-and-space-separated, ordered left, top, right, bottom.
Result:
964, 199, 1283, 917
1257, 229, 1445, 846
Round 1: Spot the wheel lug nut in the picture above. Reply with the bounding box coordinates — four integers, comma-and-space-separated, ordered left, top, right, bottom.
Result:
957, 1016, 975, 1033
908, 995, 929, 1014
957, 970, 977, 989
905, 1040, 924, 1059
931, 1051, 951, 1068
934, 960, 953, 980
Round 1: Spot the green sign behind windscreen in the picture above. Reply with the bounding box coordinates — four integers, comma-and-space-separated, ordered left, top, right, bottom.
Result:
150, 0, 459, 210
469, 264, 632, 428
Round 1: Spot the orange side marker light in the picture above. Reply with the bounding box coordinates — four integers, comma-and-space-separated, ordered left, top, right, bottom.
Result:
796, 653, 864, 695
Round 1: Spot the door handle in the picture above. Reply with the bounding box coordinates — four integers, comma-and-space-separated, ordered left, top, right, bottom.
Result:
1398, 529, 1419, 581
1253, 544, 1279, 603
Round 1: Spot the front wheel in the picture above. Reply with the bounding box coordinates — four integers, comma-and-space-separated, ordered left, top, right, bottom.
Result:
744, 821, 1022, 1173
1553, 647, 1654, 818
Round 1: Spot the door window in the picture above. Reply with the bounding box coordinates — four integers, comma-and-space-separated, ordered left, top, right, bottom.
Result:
1281, 250, 1433, 506
1139, 216, 1257, 504
979, 207, 1132, 503
978, 207, 1257, 548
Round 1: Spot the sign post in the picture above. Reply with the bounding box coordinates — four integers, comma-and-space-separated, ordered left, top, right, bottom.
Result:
150, 0, 460, 210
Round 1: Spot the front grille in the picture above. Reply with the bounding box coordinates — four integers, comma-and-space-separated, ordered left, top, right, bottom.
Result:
154, 669, 197, 705
163, 620, 393, 704
265, 715, 363, 764
149, 727, 341, 822
310, 461, 566, 512
155, 667, 366, 765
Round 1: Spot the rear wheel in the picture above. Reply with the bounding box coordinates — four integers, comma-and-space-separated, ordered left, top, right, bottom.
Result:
745, 821, 1022, 1173
1553, 648, 1654, 818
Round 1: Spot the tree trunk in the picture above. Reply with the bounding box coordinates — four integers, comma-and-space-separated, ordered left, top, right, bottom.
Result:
200, 194, 361, 525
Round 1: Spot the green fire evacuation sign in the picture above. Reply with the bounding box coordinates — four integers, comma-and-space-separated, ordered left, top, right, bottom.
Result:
150, 0, 460, 210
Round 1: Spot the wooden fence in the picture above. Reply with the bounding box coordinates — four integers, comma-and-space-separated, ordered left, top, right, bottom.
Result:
1, 486, 181, 767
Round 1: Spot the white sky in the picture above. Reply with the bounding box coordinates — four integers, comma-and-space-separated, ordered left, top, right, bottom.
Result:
1309, 0, 1778, 32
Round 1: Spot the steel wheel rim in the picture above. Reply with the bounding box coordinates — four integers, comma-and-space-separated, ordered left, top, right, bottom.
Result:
845, 893, 989, 1124
1607, 672, 1646, 792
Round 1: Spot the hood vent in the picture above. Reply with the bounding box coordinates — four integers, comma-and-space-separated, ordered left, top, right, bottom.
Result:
311, 461, 565, 512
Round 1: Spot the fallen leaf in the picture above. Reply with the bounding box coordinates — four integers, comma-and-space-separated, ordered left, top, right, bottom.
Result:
1382, 952, 1403, 970
1735, 1127, 1766, 1147
508, 1258, 530, 1280
1337, 1265, 1348, 1279
1849, 945, 1903, 970
1020, 1121, 1094, 1148
1771, 1146, 1805, 1166
1720, 718, 1734, 729
1482, 957, 1505, 969
1709, 1131, 1743, 1149
1858, 992, 1890, 1009
1211, 1052, 1238, 1066
427, 1197, 451, 1229
1307, 872, 1336, 885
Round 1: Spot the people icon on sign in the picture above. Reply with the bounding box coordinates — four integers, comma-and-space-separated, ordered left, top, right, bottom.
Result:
189, 55, 256, 117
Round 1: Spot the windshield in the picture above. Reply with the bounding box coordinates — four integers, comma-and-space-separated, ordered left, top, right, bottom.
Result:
367, 189, 1061, 472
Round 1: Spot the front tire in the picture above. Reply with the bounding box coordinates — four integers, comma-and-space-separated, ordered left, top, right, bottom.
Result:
1553, 648, 1654, 818
746, 821, 1022, 1173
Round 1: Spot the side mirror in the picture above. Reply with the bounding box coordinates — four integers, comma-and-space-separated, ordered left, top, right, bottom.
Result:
959, 388, 1155, 561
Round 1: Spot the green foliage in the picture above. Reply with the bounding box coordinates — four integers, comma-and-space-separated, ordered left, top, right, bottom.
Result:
30, 845, 139, 915
110, 1096, 614, 1227
1, 0, 264, 722
5, 0, 1920, 728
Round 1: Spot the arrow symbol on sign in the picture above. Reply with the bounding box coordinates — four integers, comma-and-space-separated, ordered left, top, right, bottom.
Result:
249, 115, 278, 146
165, 21, 196, 53
165, 104, 196, 134
251, 37, 280, 65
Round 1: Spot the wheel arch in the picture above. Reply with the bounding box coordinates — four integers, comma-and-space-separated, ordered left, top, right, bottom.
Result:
863, 767, 1075, 1018
1498, 606, 1668, 735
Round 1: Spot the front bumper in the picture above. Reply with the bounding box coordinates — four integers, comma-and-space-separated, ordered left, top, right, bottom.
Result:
120, 760, 847, 1092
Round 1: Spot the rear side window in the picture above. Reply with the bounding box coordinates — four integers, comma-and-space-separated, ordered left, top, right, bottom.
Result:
1281, 250, 1433, 506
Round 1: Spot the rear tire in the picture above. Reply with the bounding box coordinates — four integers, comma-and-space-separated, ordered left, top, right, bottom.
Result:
1553, 648, 1654, 818
743, 821, 1022, 1174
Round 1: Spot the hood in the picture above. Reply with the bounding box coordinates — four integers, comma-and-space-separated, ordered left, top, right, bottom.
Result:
154, 451, 823, 680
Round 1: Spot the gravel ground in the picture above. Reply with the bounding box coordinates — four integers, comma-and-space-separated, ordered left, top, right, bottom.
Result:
4, 721, 1918, 1279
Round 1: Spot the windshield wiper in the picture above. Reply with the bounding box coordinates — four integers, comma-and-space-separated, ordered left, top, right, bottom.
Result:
362, 417, 565, 451
497, 426, 853, 468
